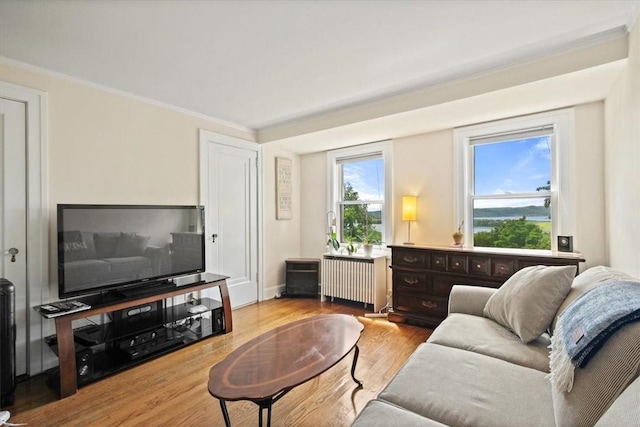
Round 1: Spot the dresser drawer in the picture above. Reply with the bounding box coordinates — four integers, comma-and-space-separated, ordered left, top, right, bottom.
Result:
430, 254, 447, 271
449, 255, 468, 273
394, 249, 428, 268
395, 293, 448, 319
393, 270, 429, 292
492, 258, 515, 278
469, 256, 491, 276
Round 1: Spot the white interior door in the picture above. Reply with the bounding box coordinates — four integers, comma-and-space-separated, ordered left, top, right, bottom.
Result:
1, 97, 28, 376
200, 131, 260, 308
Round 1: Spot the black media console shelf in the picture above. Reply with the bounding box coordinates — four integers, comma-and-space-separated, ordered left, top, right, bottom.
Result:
38, 273, 231, 398
45, 297, 225, 387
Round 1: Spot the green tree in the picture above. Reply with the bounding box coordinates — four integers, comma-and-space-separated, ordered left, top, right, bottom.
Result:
474, 216, 550, 249
342, 182, 382, 243
536, 180, 551, 209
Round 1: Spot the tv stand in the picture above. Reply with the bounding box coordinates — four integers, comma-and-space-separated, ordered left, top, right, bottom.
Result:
40, 273, 231, 399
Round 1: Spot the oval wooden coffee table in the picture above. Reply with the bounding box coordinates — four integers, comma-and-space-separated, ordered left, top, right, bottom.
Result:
208, 314, 364, 427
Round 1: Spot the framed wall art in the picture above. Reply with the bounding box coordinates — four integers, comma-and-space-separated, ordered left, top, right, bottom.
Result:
276, 157, 292, 220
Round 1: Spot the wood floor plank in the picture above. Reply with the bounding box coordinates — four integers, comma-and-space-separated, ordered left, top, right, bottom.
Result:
8, 298, 431, 426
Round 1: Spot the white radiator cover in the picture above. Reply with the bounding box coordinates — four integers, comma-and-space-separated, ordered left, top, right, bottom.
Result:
321, 254, 387, 312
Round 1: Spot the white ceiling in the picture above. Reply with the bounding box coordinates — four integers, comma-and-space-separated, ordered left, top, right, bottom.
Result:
1, 0, 639, 153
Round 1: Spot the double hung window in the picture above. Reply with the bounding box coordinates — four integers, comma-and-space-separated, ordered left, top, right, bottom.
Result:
455, 110, 574, 250
328, 141, 391, 247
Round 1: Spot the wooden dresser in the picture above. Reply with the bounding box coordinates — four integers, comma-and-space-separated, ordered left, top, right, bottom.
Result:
387, 245, 585, 327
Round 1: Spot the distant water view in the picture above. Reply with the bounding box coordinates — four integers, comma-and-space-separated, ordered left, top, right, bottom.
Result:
474, 215, 550, 233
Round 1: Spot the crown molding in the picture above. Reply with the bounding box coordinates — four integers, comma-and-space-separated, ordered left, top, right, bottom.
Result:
257, 27, 628, 143
627, 2, 640, 32
0, 56, 257, 139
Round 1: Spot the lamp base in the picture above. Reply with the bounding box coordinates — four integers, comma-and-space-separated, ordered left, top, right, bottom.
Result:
403, 242, 415, 245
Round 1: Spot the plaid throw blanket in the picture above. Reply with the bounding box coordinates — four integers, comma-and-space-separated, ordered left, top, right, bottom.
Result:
547, 280, 640, 392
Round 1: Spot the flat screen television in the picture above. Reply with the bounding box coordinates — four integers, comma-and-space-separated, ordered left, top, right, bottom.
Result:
57, 204, 205, 299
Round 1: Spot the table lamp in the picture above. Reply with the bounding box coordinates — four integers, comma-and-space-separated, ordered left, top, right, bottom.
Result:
402, 196, 417, 245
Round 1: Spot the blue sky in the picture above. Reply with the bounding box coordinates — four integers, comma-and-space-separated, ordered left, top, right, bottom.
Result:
342, 136, 550, 209
474, 136, 550, 194
474, 136, 551, 208
343, 158, 384, 201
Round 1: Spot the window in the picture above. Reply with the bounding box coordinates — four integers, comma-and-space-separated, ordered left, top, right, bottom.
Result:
328, 141, 392, 248
455, 110, 574, 251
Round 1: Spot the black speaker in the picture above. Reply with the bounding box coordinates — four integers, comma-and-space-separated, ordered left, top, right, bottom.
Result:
557, 235, 573, 252
45, 343, 94, 389
75, 345, 94, 385
0, 279, 16, 407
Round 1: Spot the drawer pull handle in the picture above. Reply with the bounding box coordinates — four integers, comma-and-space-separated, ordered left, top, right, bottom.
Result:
403, 277, 419, 285
421, 300, 437, 309
476, 264, 482, 269
435, 260, 440, 264
403, 255, 418, 263
454, 261, 460, 267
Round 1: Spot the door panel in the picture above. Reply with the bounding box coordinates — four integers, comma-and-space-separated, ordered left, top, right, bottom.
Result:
204, 139, 258, 308
1, 98, 28, 376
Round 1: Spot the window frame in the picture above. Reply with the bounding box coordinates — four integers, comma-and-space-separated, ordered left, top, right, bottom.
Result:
454, 109, 575, 251
327, 141, 392, 248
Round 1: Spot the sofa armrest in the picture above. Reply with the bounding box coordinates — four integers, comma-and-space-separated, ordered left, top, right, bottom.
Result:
448, 285, 497, 316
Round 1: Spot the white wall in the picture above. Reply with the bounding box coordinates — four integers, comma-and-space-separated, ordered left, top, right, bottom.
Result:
604, 15, 640, 276
573, 103, 607, 267
261, 145, 301, 297
0, 62, 255, 294
300, 151, 328, 258
300, 103, 608, 270
392, 129, 455, 246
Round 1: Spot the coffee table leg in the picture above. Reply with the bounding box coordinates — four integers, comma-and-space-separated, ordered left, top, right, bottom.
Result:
258, 400, 273, 427
351, 345, 363, 387
219, 400, 231, 427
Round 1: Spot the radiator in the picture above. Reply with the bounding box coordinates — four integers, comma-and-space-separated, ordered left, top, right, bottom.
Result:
321, 255, 387, 312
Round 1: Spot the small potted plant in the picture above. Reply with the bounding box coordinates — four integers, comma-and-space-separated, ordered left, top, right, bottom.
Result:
345, 236, 360, 255
327, 230, 340, 254
452, 221, 464, 246
362, 229, 378, 257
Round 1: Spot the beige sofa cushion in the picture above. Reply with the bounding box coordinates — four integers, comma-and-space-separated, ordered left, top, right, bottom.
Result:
594, 376, 640, 427
378, 343, 555, 427
551, 321, 640, 427
428, 313, 551, 372
352, 400, 447, 427
484, 265, 576, 343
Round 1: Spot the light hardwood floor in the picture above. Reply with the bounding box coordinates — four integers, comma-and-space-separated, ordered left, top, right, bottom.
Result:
9, 298, 432, 426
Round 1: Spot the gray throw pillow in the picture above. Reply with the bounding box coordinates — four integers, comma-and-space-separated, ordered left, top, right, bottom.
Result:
93, 232, 121, 259
114, 232, 150, 257
483, 265, 576, 343
62, 231, 97, 262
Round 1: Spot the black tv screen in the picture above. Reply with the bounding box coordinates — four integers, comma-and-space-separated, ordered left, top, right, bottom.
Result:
57, 204, 205, 298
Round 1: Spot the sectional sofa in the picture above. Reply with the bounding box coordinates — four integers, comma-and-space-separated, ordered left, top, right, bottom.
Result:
352, 265, 640, 426
60, 231, 169, 292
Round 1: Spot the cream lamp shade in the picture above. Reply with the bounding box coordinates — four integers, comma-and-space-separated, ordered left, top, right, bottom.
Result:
402, 196, 417, 221
402, 196, 417, 245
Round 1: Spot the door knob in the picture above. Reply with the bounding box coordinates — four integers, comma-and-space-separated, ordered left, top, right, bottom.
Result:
8, 248, 19, 262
